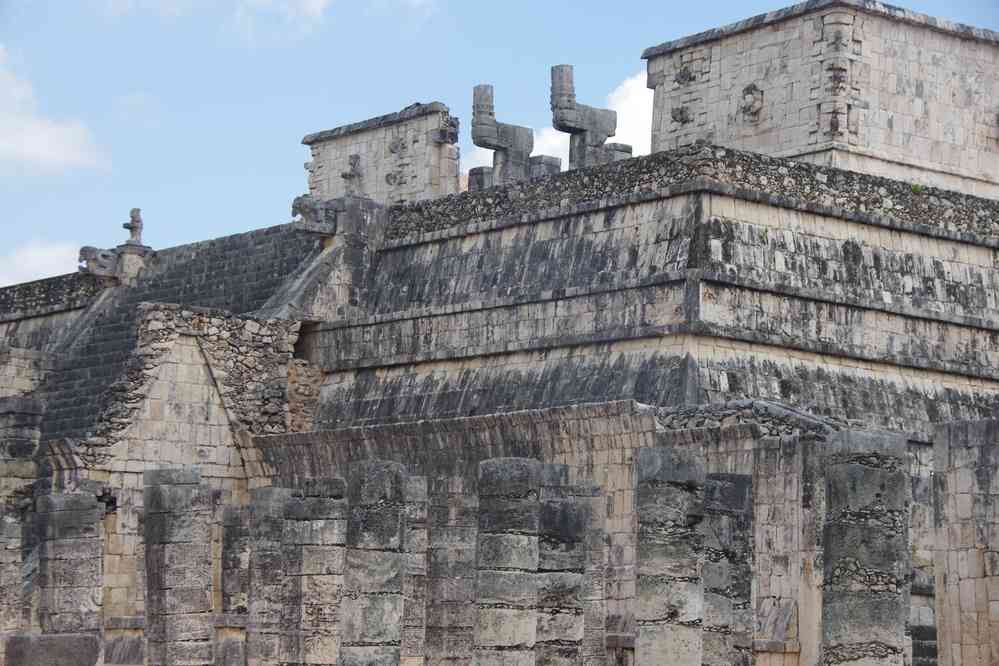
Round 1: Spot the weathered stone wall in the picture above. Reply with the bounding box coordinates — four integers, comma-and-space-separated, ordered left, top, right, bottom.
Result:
301, 157, 999, 436
0, 348, 53, 399
18, 304, 302, 634
932, 419, 999, 666
643, 0, 999, 197
246, 402, 929, 665
0, 273, 116, 351
0, 273, 116, 326
303, 102, 460, 206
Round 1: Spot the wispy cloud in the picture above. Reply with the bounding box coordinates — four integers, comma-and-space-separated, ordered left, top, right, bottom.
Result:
0, 239, 81, 287
0, 46, 107, 175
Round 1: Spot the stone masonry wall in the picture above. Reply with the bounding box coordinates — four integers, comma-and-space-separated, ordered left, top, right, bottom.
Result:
0, 273, 116, 326
34, 304, 303, 627
385, 144, 999, 246
0, 348, 53, 400
643, 0, 999, 197
303, 156, 999, 435
303, 102, 460, 206
932, 419, 999, 666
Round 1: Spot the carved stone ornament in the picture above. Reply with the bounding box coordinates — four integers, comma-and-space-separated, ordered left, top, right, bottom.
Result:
675, 64, 695, 86
671, 105, 693, 124
740, 84, 764, 122
122, 208, 143, 245
78, 246, 118, 276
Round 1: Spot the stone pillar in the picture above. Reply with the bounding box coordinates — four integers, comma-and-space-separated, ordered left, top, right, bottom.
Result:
425, 475, 476, 664
144, 468, 216, 666
402, 475, 428, 664
820, 431, 910, 666
221, 506, 250, 617
36, 489, 105, 635
475, 458, 540, 664
467, 167, 494, 192
340, 460, 408, 665
700, 473, 753, 666
634, 447, 704, 665
246, 486, 296, 666
933, 420, 999, 666
528, 155, 561, 179
536, 464, 596, 663
282, 477, 348, 666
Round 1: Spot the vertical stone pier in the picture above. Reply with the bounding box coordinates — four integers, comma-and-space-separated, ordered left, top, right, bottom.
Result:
144, 468, 216, 666
425, 475, 477, 664
340, 460, 408, 665
7, 488, 105, 666
820, 431, 910, 666
282, 477, 348, 665
475, 458, 541, 664
536, 464, 596, 664
635, 447, 705, 665
402, 475, 429, 664
933, 420, 999, 666
246, 486, 295, 666
700, 473, 753, 666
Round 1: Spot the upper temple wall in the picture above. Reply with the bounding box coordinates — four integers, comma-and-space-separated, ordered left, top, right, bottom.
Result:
302, 102, 460, 206
643, 0, 999, 199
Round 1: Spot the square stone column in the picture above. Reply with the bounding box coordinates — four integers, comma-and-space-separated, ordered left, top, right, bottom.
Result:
635, 447, 705, 665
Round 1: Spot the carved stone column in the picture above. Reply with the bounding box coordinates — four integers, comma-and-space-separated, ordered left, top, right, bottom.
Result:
475, 458, 541, 663
635, 446, 705, 665
820, 431, 910, 666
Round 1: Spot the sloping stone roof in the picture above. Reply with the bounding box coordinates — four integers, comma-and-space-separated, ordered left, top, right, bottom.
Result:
39, 224, 322, 445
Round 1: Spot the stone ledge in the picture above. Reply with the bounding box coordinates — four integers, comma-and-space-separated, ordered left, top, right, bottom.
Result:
752, 638, 802, 654
302, 101, 450, 146
641, 0, 999, 59
383, 146, 999, 251
0, 272, 117, 323
6, 633, 101, 666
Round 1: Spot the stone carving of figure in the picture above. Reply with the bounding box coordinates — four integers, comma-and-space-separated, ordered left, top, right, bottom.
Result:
341, 154, 362, 196
123, 208, 143, 245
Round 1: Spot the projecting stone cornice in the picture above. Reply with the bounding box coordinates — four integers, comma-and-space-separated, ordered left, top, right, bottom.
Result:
640, 0, 999, 60
384, 145, 999, 250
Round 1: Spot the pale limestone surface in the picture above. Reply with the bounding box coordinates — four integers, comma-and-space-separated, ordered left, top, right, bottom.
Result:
303, 102, 460, 206
644, 0, 999, 198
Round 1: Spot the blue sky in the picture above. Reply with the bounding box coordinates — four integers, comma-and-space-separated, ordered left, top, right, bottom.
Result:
1, 0, 997, 286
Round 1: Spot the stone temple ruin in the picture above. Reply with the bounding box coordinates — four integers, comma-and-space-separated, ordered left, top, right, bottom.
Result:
2, 1, 999, 664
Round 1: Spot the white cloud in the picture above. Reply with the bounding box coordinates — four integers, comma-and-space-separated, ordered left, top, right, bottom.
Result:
0, 240, 81, 287
531, 127, 570, 169
606, 71, 653, 156
0, 46, 107, 174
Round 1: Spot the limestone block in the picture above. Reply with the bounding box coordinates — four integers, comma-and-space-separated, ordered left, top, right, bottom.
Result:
635, 447, 705, 666
6, 633, 101, 666
819, 430, 910, 666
